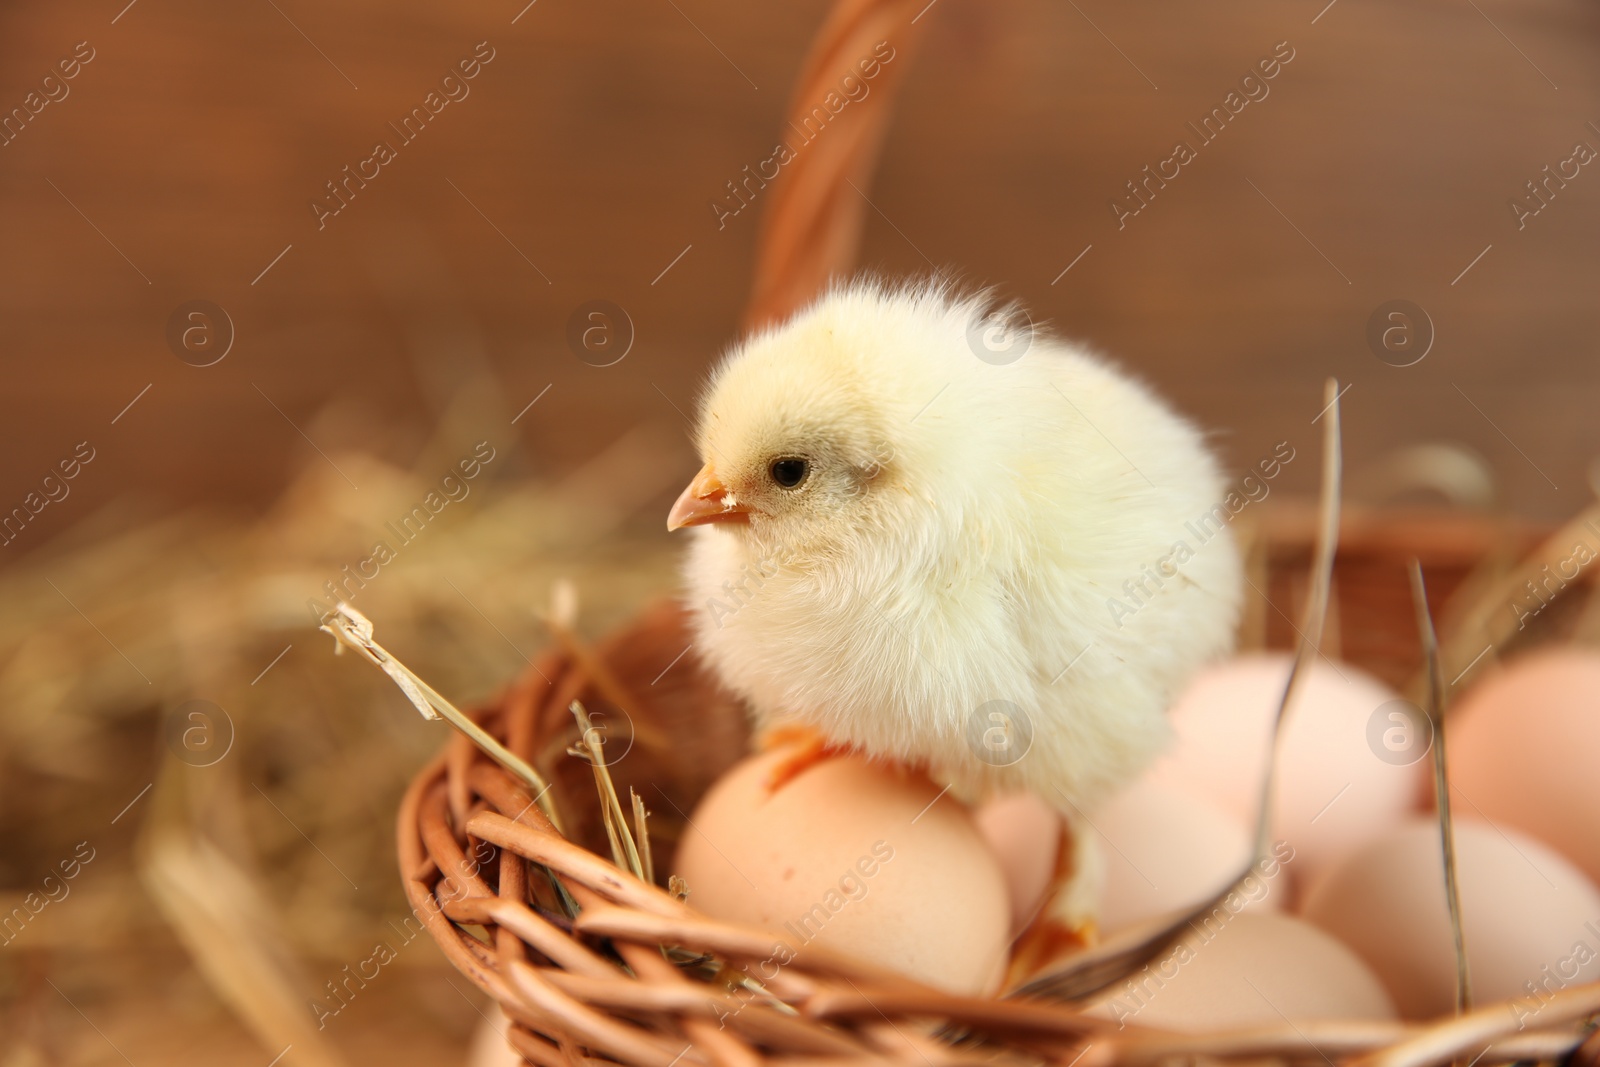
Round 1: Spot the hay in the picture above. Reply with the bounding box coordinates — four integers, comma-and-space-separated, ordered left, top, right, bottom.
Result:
0, 408, 685, 1060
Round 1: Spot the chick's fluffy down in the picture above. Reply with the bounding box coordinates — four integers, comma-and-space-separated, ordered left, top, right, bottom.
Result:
683, 280, 1242, 813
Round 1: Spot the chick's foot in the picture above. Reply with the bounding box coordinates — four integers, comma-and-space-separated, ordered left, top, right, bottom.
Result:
756, 724, 854, 793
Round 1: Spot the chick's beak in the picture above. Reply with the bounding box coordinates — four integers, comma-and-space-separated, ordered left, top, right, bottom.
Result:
667, 463, 751, 531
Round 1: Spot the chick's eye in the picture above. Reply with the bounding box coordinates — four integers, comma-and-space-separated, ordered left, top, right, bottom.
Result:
769, 457, 809, 489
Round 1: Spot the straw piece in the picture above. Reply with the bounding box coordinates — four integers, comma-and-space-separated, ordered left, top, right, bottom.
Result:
139, 825, 355, 1067
322, 602, 564, 833
466, 812, 688, 919
1256, 376, 1344, 857
1409, 560, 1472, 1015
570, 699, 645, 878
633, 790, 656, 888
542, 595, 672, 757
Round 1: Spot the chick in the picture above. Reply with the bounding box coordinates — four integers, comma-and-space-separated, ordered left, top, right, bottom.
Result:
668, 279, 1242, 819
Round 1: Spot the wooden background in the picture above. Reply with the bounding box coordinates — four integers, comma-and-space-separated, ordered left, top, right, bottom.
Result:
1, 0, 1597, 558
2, 0, 1598, 1062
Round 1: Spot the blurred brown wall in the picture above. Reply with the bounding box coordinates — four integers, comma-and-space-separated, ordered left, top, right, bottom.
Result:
2, 0, 1598, 559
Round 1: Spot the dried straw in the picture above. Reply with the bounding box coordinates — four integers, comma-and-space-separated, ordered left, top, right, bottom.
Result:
1408, 561, 1472, 1016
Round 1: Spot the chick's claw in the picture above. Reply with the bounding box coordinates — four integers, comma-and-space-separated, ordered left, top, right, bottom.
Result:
1007, 821, 1101, 984
756, 725, 852, 793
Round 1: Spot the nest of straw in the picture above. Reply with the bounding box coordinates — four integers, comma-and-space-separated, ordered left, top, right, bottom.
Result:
0, 422, 686, 1067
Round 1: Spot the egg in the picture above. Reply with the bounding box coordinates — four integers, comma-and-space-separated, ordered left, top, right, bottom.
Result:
1150, 653, 1426, 890
1086, 912, 1395, 1031
1445, 648, 1600, 886
466, 1005, 519, 1067
1091, 777, 1279, 935
672, 746, 1012, 995
973, 792, 1061, 937
1299, 817, 1600, 1019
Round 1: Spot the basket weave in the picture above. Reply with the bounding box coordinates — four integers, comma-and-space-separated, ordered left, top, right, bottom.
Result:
397, 584, 1600, 1067
397, 2, 1600, 1064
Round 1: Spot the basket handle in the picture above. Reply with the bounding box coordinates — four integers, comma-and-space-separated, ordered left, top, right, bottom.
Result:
743, 0, 929, 331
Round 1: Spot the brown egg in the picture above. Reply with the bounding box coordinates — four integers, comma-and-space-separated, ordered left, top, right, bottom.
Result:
1086, 912, 1395, 1030
1151, 654, 1426, 890
1299, 817, 1600, 1019
466, 1005, 519, 1067
973, 791, 1060, 937
1092, 777, 1281, 935
1446, 648, 1600, 885
673, 747, 1012, 995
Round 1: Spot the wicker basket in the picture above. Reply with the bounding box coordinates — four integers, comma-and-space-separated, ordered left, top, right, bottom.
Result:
395, 3, 1600, 1064
396, 563, 1600, 1067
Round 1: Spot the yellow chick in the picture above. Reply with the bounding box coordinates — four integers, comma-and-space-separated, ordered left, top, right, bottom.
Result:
668, 279, 1241, 820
